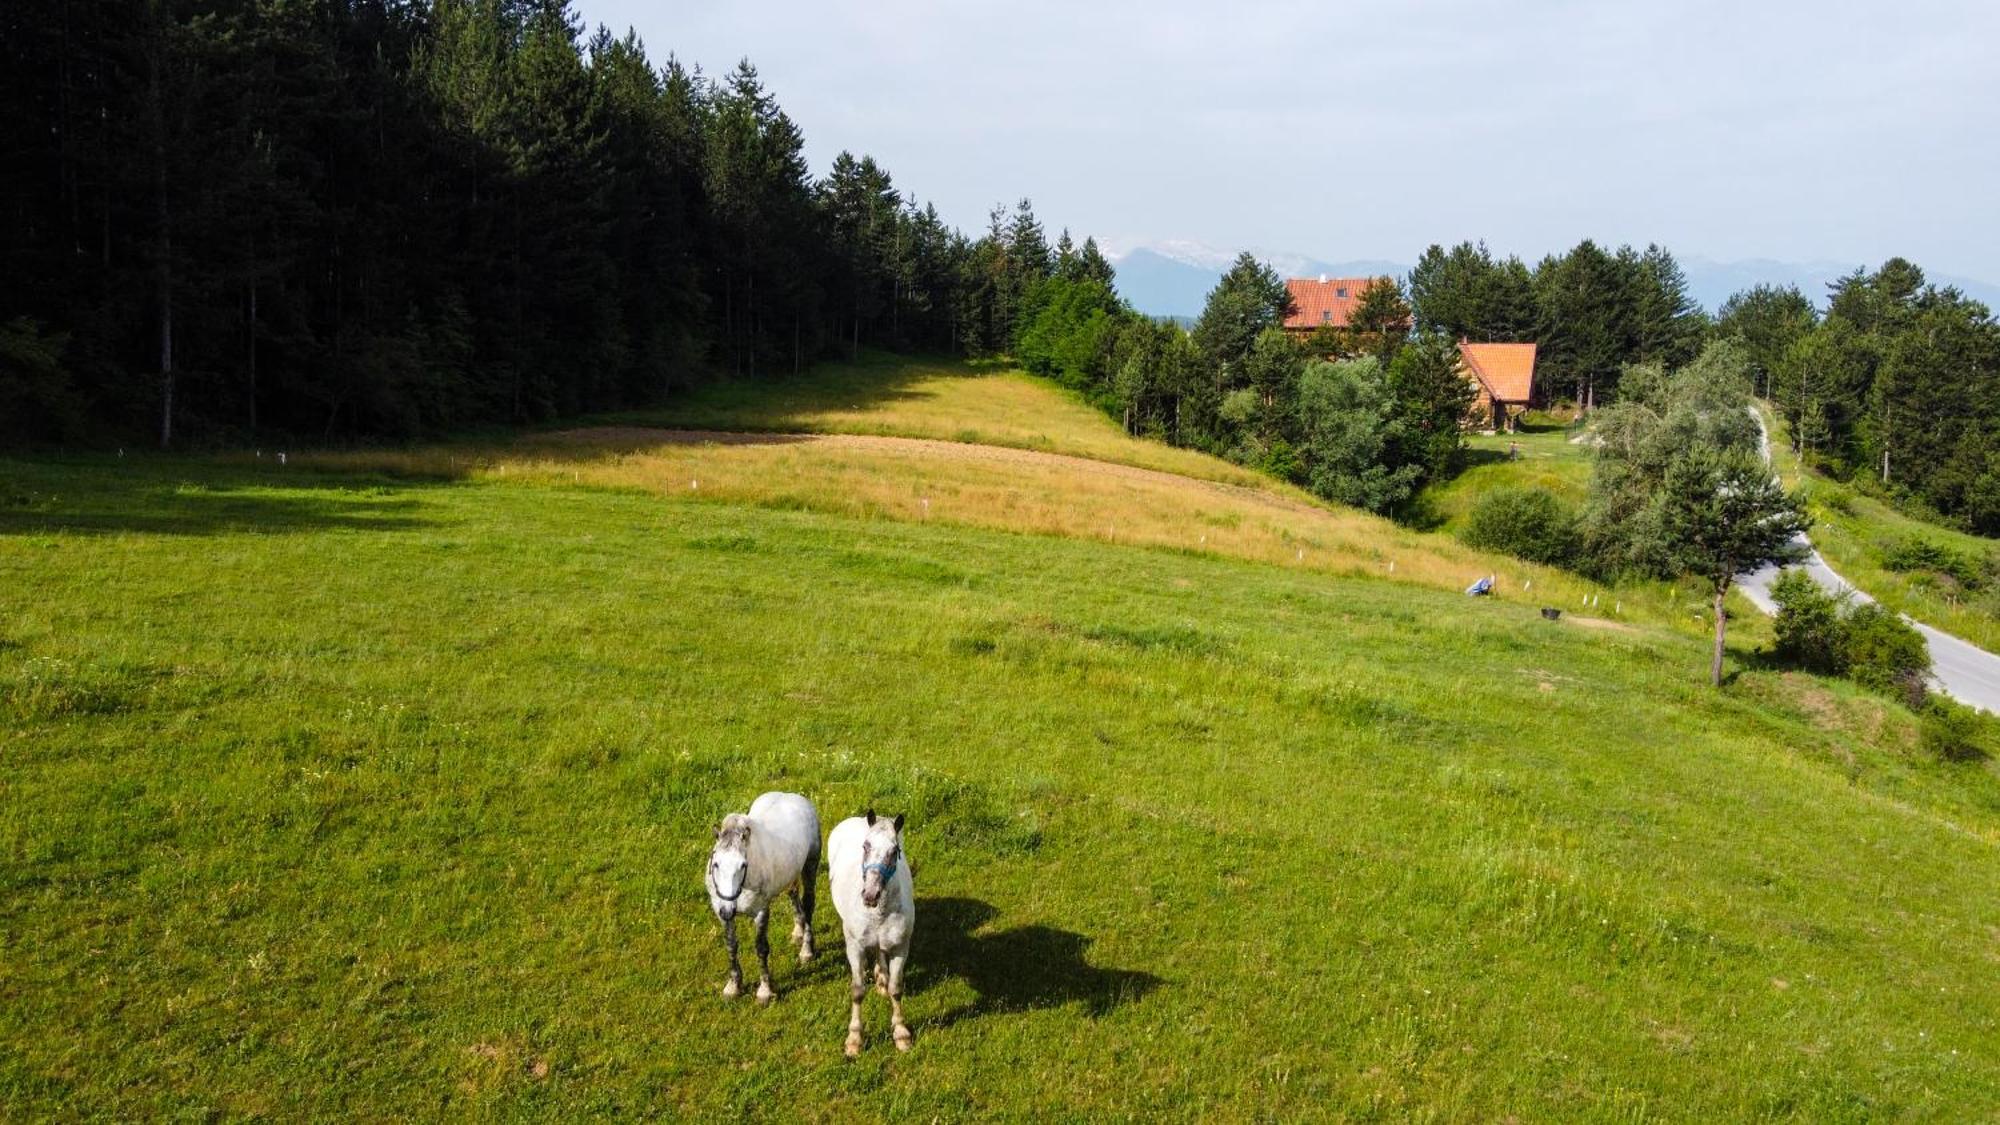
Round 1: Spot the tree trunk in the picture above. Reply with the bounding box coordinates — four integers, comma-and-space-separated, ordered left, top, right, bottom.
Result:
149, 24, 174, 450
1710, 587, 1728, 687
247, 259, 259, 433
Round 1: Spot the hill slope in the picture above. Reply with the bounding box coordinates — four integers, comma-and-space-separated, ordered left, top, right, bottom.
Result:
3, 362, 1998, 1118
1759, 402, 2000, 654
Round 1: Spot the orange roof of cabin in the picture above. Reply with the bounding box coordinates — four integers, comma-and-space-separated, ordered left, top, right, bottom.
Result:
1458, 341, 1537, 403
1283, 277, 1377, 330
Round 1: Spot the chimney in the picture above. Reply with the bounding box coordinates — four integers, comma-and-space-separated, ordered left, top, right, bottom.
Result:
1318, 273, 1328, 284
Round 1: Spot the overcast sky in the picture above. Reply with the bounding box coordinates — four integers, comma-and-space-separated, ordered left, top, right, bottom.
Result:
577, 0, 1999, 276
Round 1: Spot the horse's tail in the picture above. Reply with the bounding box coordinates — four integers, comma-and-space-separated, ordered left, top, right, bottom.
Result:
799, 835, 821, 891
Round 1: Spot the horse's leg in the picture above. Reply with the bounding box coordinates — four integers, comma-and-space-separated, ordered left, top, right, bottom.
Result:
792, 846, 818, 962
887, 946, 912, 1051
720, 914, 742, 998
754, 908, 775, 1004
843, 939, 868, 1057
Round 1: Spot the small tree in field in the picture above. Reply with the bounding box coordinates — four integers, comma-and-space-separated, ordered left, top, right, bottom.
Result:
1653, 450, 1811, 686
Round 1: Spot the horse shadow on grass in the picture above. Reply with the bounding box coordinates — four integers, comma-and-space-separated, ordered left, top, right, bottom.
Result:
908, 896, 1162, 1031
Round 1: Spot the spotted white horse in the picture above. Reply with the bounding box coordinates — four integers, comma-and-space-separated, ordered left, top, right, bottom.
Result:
828, 810, 915, 1055
706, 791, 820, 1003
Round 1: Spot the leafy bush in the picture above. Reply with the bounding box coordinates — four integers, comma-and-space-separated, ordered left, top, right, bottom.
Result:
1919, 698, 1988, 762
1460, 488, 1583, 568
1882, 536, 1987, 590
1258, 439, 1305, 485
1770, 569, 1849, 673
1769, 571, 1933, 704
1843, 603, 1930, 704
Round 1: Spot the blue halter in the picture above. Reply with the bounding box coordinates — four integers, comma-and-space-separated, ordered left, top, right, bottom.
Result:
862, 857, 898, 880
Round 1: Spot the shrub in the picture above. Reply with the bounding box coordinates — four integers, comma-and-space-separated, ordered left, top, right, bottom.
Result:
1883, 536, 1986, 590
1769, 569, 1849, 673
1460, 488, 1583, 568
1919, 698, 1987, 762
1843, 603, 1930, 704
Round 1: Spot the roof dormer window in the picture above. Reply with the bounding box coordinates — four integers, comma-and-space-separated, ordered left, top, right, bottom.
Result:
1336, 287, 1348, 298
1321, 310, 1332, 324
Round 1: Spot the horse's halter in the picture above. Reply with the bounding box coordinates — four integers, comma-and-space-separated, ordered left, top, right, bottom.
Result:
709, 848, 747, 901
709, 865, 744, 901
861, 845, 899, 882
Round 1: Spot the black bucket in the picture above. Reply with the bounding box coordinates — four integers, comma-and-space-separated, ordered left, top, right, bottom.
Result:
1541, 607, 1562, 620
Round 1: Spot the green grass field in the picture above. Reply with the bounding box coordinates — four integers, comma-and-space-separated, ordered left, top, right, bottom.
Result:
1416, 413, 1594, 535
5, 366, 2000, 1119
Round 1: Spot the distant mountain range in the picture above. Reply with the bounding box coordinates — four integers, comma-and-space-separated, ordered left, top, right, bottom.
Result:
1102, 241, 2000, 320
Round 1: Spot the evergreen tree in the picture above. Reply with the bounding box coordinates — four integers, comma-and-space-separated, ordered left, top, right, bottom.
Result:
1717, 284, 1817, 398
1652, 448, 1810, 686
1192, 253, 1292, 386
1630, 244, 1706, 369
1345, 277, 1412, 367
1384, 333, 1476, 485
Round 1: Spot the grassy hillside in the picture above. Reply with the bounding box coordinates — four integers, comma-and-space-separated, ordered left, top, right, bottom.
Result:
5, 434, 2000, 1118
612, 350, 1268, 487
1416, 413, 1594, 534
1759, 403, 2000, 652
285, 357, 1723, 638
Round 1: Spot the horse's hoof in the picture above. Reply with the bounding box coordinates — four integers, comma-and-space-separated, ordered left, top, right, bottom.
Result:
756, 982, 775, 1005
894, 1027, 913, 1052
797, 948, 815, 963
844, 1035, 862, 1058
721, 980, 739, 999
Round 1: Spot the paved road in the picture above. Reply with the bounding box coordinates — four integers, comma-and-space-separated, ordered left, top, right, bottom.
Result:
1739, 408, 2000, 713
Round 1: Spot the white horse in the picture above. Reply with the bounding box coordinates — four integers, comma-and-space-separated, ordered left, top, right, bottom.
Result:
707, 791, 820, 1003
827, 810, 915, 1055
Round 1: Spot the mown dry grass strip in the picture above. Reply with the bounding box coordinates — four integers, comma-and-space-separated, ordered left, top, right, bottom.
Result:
296, 426, 1715, 637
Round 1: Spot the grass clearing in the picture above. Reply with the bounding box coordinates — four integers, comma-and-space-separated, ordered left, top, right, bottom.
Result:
1759, 403, 2000, 652
608, 350, 1269, 487
4, 444, 1999, 1118
1416, 413, 1595, 534
292, 424, 1684, 634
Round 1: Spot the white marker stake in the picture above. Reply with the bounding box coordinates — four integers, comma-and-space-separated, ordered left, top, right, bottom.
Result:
1388, 560, 1395, 573
1523, 578, 1531, 591
278, 452, 287, 466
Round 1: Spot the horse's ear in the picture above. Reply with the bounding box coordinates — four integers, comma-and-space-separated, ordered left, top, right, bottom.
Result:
865, 808, 876, 825
892, 813, 905, 833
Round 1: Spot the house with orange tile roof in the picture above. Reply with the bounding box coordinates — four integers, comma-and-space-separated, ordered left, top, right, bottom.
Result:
1458, 341, 1536, 431
1281, 275, 1380, 336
